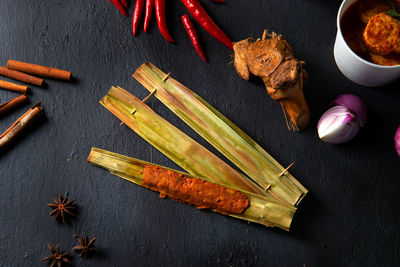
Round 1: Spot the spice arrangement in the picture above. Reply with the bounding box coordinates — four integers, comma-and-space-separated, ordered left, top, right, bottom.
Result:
2, 1, 400, 266
41, 195, 99, 265
0, 60, 72, 151
87, 62, 308, 231
108, 0, 233, 61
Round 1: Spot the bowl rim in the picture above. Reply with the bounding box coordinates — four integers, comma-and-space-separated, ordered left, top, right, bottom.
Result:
337, 0, 400, 69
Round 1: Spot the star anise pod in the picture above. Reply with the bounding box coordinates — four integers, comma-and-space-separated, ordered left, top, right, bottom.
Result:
40, 243, 72, 267
47, 194, 76, 222
72, 235, 98, 258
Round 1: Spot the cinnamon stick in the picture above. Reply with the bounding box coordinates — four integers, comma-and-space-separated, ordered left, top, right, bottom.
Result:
0, 66, 43, 86
0, 80, 28, 94
0, 102, 44, 150
0, 94, 28, 116
7, 60, 72, 81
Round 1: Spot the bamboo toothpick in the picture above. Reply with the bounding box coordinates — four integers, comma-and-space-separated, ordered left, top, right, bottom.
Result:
142, 88, 157, 102
120, 89, 157, 125
162, 72, 171, 82
279, 161, 295, 177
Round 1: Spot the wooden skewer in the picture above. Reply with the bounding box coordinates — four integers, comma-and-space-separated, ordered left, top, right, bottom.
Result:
279, 161, 295, 177
120, 89, 157, 125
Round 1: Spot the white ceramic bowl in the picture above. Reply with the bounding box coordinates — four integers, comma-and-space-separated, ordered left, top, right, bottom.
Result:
334, 0, 400, 87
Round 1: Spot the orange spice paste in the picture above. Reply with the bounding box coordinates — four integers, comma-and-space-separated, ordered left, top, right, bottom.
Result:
143, 165, 250, 214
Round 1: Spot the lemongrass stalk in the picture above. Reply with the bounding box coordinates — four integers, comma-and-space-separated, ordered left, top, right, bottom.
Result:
88, 147, 296, 231
133, 63, 307, 206
100, 86, 268, 197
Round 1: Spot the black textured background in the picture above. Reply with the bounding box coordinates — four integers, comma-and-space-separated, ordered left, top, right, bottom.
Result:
1, 0, 399, 266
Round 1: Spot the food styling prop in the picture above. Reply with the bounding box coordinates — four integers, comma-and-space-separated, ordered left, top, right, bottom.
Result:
0, 94, 28, 117
395, 126, 400, 157
47, 194, 76, 223
109, 0, 129, 17
155, 0, 175, 42
181, 14, 207, 62
0, 102, 44, 150
132, 0, 145, 36
179, 0, 233, 50
0, 80, 28, 94
72, 235, 98, 258
88, 147, 297, 231
101, 86, 266, 197
40, 244, 72, 266
6, 60, 72, 81
0, 66, 43, 86
133, 62, 307, 206
121, 0, 128, 8
144, 0, 154, 32
233, 30, 310, 131
334, 0, 400, 87
318, 94, 367, 144
109, 0, 233, 58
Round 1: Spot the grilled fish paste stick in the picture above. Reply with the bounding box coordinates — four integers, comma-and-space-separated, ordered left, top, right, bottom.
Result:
143, 165, 250, 215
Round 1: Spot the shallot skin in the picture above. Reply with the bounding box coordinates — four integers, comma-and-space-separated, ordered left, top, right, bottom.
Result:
395, 126, 400, 157
317, 106, 360, 144
317, 94, 367, 144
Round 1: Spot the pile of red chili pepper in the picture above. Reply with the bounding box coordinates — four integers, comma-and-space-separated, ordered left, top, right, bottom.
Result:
108, 0, 233, 62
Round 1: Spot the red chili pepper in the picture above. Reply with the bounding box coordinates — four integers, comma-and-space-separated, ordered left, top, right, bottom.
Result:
210, 0, 225, 3
179, 0, 233, 50
155, 0, 174, 43
144, 0, 154, 32
121, 0, 128, 8
109, 0, 129, 17
181, 14, 207, 62
132, 0, 145, 36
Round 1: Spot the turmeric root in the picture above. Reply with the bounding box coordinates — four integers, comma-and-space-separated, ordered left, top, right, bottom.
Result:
233, 30, 310, 131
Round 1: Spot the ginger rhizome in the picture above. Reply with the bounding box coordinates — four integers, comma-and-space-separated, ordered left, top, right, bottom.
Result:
234, 31, 310, 131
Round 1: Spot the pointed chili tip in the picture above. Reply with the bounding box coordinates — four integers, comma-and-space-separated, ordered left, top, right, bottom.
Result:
121, 0, 128, 8
200, 54, 208, 62
163, 35, 175, 43
110, 0, 129, 17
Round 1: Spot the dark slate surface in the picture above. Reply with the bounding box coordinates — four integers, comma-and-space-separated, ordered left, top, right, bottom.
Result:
0, 0, 399, 266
